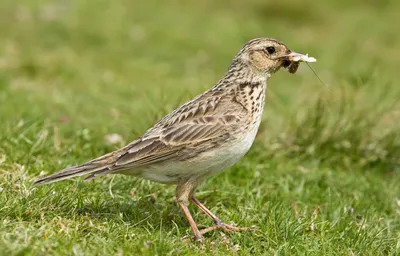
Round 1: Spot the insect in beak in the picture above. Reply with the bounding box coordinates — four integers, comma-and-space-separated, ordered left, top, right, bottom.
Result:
281, 52, 316, 74
285, 52, 317, 62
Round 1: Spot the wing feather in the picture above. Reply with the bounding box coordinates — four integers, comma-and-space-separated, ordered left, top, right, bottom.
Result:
108, 94, 245, 171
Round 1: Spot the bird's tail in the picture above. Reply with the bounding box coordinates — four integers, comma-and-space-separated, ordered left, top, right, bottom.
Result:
33, 152, 117, 187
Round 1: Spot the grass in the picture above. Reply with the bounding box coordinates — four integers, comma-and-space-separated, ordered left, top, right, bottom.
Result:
1, 0, 400, 255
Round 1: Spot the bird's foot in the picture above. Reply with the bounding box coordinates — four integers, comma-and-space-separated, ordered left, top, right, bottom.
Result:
182, 233, 204, 243
182, 224, 257, 242
199, 222, 257, 236
182, 229, 204, 243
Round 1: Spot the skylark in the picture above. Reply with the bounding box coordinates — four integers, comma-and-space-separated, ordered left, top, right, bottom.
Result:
34, 38, 316, 242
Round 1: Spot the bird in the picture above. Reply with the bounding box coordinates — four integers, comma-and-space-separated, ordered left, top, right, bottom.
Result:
34, 38, 316, 242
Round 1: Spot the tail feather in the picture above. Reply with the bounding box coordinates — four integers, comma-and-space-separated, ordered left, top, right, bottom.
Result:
84, 168, 114, 181
33, 153, 116, 187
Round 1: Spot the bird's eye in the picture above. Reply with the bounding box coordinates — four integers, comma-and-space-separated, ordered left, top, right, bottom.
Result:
265, 46, 276, 54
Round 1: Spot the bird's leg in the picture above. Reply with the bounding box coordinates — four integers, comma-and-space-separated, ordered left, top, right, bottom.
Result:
191, 197, 256, 236
178, 203, 203, 242
191, 197, 223, 225
176, 179, 203, 242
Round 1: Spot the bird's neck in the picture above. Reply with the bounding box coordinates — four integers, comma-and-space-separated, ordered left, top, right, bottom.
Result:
211, 60, 268, 114
212, 59, 268, 91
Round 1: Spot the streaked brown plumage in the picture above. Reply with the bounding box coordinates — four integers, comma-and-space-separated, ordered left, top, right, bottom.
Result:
34, 38, 316, 242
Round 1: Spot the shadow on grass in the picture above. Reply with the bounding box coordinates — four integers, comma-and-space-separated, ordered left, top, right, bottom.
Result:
74, 195, 184, 229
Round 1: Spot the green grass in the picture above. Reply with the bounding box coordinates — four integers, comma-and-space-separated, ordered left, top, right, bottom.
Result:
1, 0, 400, 255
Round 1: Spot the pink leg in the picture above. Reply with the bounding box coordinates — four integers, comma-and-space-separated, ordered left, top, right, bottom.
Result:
179, 203, 203, 242
191, 197, 256, 235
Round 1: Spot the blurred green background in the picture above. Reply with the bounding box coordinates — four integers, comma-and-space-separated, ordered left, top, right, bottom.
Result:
0, 0, 399, 255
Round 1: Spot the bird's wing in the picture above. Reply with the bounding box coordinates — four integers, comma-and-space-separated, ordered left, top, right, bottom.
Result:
110, 91, 246, 171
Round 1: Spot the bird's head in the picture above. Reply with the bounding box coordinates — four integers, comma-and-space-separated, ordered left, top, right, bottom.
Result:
234, 38, 316, 76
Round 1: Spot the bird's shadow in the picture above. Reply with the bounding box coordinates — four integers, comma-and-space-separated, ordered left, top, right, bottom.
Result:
74, 194, 187, 231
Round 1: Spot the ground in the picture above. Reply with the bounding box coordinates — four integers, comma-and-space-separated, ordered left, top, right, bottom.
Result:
0, 0, 399, 255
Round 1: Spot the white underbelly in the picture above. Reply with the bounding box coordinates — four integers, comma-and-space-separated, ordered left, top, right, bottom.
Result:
127, 121, 261, 184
